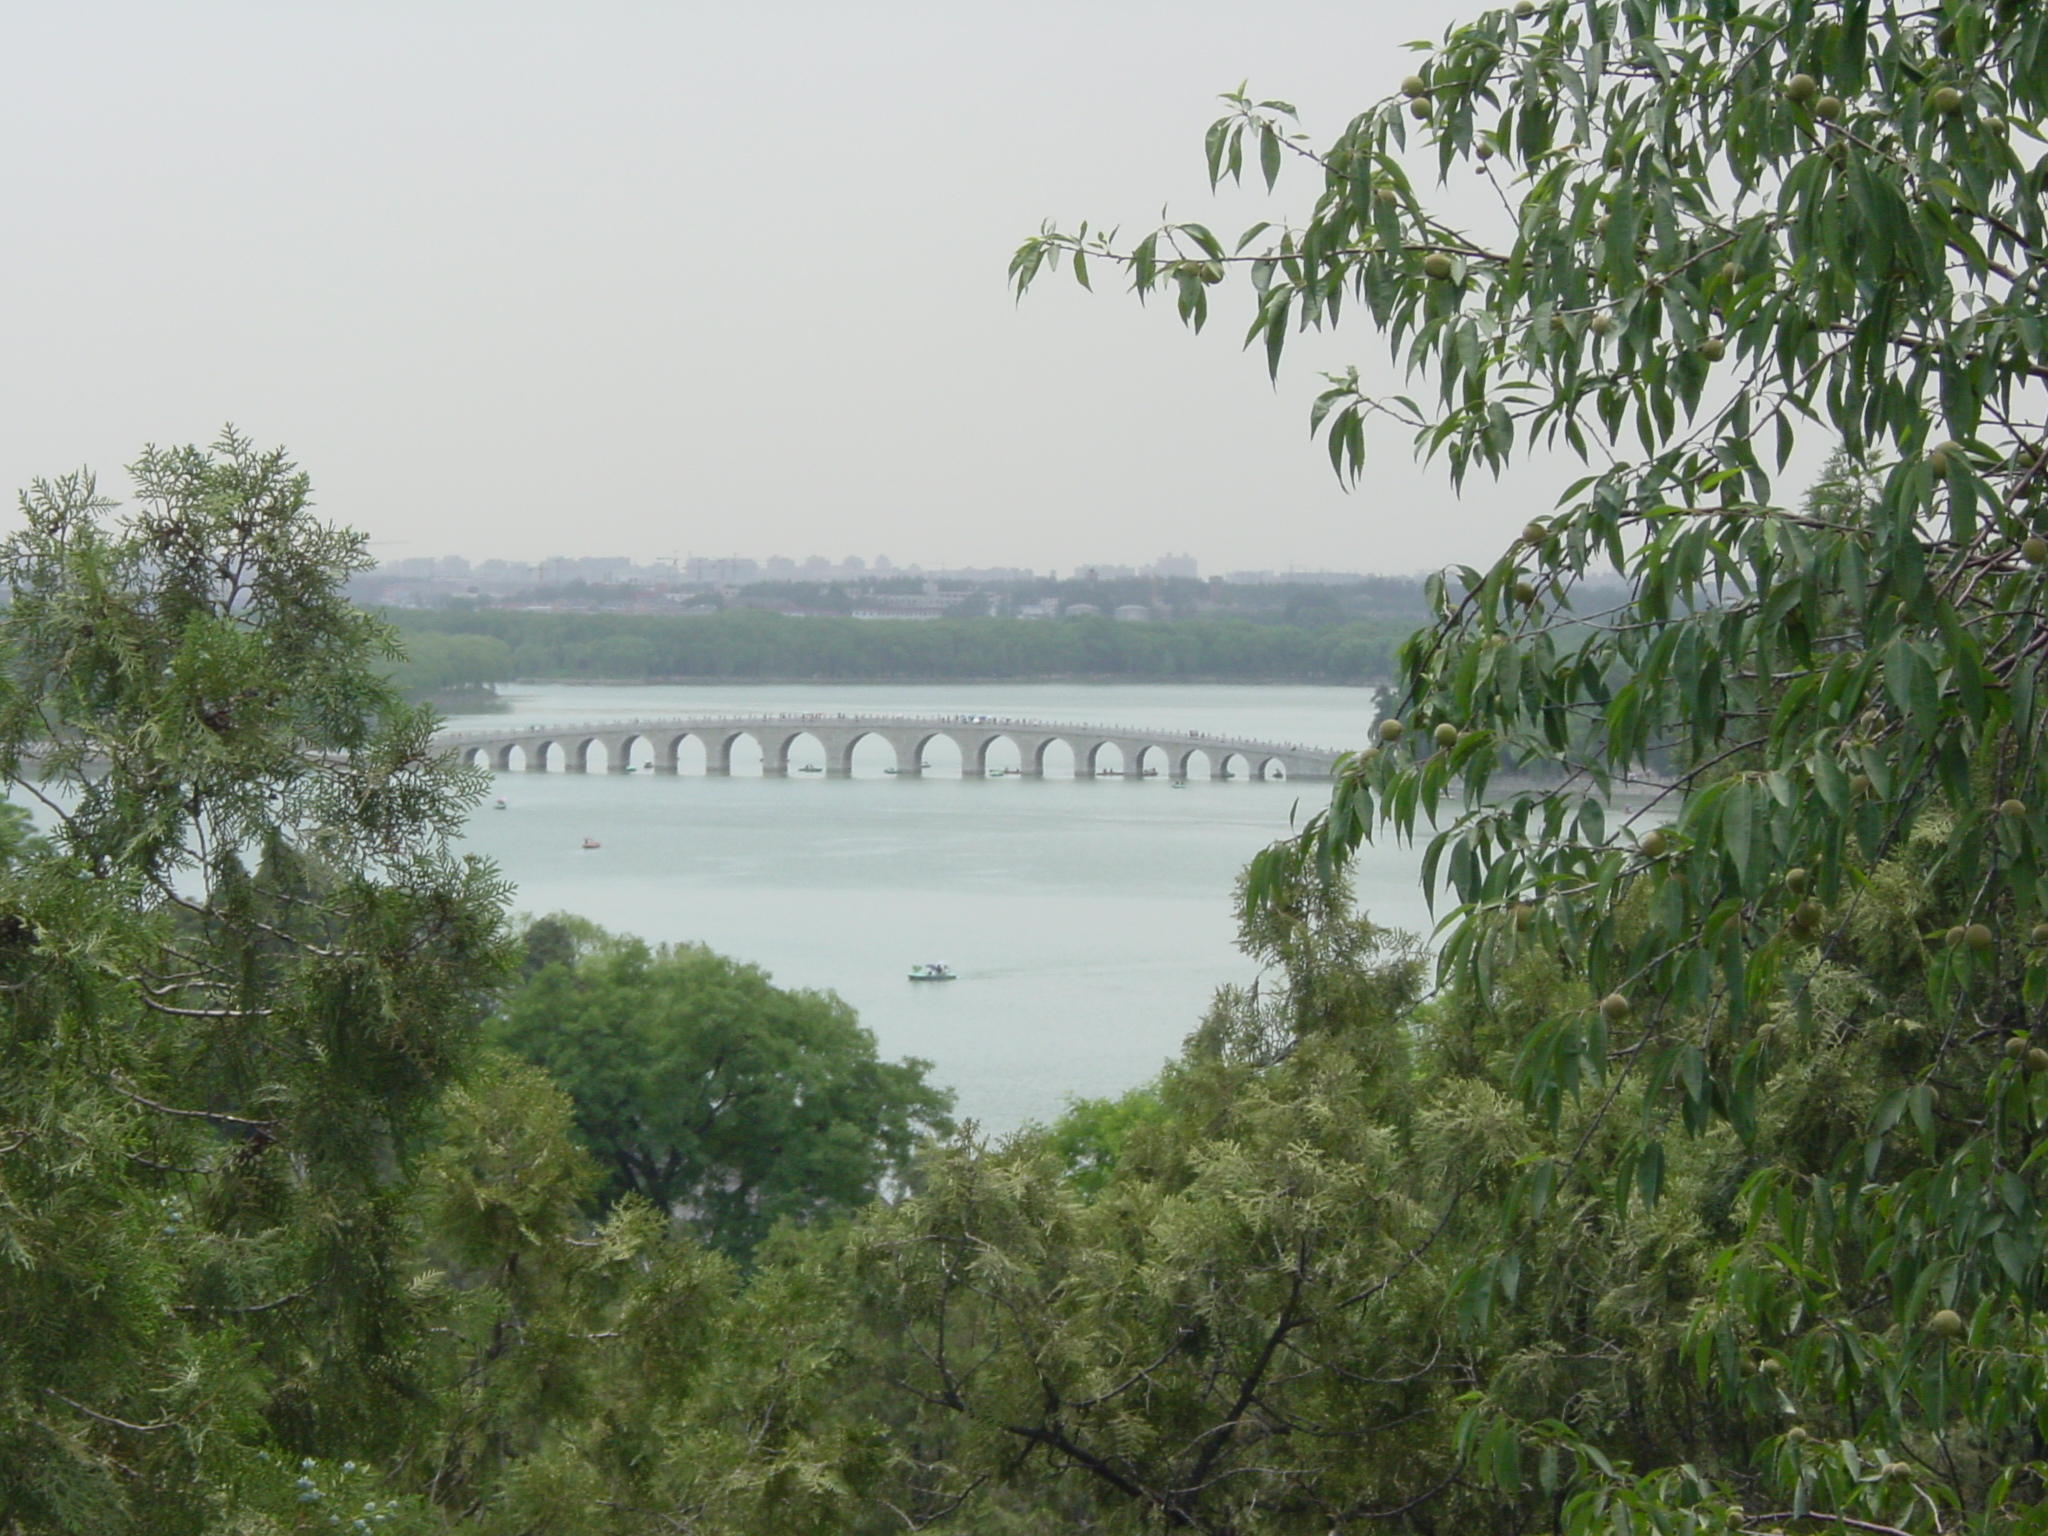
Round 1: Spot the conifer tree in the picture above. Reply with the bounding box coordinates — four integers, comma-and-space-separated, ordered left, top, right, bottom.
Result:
0, 431, 511, 1529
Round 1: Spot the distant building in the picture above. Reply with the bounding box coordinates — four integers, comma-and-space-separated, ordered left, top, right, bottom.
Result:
1113, 604, 1152, 622
1146, 553, 1198, 579
1063, 603, 1103, 618
546, 555, 639, 582
685, 556, 760, 583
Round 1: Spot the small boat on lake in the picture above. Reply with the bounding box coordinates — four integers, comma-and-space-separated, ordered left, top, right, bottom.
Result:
581, 837, 601, 850
907, 962, 955, 982
493, 798, 507, 809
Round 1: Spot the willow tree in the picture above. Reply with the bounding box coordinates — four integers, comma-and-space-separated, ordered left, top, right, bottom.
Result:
1016, 3, 2048, 1531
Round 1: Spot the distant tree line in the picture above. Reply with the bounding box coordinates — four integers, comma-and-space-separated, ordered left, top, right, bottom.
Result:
377, 571, 1437, 624
382, 629, 511, 697
383, 606, 1412, 688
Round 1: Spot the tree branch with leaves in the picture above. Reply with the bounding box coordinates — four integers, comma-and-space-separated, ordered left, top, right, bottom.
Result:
1014, 2, 2048, 1530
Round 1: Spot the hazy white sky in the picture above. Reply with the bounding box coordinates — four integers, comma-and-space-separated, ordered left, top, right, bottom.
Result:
1, 0, 1562, 576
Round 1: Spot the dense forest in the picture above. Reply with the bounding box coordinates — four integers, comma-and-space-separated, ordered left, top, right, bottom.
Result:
382, 608, 1410, 692
7, 1, 2048, 1533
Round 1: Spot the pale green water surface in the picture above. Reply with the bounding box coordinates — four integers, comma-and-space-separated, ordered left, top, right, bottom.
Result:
452, 682, 1430, 1132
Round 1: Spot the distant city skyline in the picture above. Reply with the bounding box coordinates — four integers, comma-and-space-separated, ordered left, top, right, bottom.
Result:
368, 549, 1391, 589
377, 550, 1196, 578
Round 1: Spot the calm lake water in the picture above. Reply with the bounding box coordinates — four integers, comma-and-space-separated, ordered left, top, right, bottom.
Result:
449, 682, 1431, 1132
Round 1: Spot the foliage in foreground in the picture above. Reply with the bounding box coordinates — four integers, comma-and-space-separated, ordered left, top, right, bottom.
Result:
0, 440, 969, 1533
761, 839, 2040, 1536
0, 433, 516, 1528
0, 440, 879, 1534
4, 427, 2037, 1536
1011, 0, 2048, 1530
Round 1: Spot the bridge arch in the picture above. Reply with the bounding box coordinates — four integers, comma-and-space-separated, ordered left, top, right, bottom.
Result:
1081, 740, 1125, 778
611, 732, 655, 772
662, 731, 707, 775
1030, 736, 1076, 778
968, 732, 1022, 777
826, 729, 899, 778
1173, 746, 1212, 781
1132, 743, 1170, 780
962, 733, 1011, 782
708, 729, 762, 777
770, 730, 829, 778
909, 731, 964, 778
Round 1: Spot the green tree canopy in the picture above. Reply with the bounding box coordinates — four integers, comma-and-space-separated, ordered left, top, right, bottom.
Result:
0, 431, 513, 1529
726, 865, 1556, 1536
490, 919, 955, 1257
1012, 1, 2048, 1530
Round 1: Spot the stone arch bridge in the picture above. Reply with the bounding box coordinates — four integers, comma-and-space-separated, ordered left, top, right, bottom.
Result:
434, 713, 1343, 782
